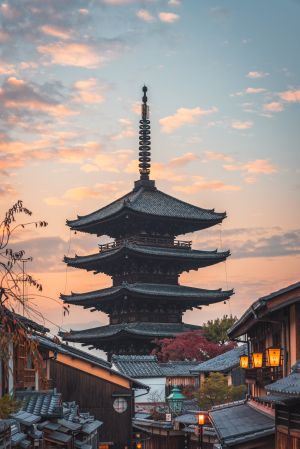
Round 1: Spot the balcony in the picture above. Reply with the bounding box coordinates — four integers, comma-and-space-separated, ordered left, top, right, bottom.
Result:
245, 366, 283, 386
99, 236, 192, 253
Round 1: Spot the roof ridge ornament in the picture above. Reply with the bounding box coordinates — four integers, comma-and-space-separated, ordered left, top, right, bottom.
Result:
139, 85, 151, 181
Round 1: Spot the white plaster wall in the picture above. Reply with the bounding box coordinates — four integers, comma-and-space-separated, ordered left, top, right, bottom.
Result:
135, 377, 166, 403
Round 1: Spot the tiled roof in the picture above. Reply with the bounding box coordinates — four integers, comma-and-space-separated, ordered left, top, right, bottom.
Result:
210, 402, 274, 446
15, 391, 63, 418
112, 355, 164, 377
64, 244, 229, 271
61, 322, 200, 343
112, 356, 200, 378
160, 361, 200, 376
61, 283, 233, 307
191, 345, 248, 373
265, 360, 300, 396
67, 186, 225, 230
228, 281, 300, 338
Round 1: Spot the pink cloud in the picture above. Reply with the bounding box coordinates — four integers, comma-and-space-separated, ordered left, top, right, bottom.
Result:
246, 71, 269, 79
173, 176, 240, 193
263, 102, 284, 112
204, 151, 233, 162
231, 120, 253, 130
279, 89, 300, 103
169, 152, 198, 168
159, 12, 180, 23
136, 9, 155, 22
224, 159, 277, 175
73, 78, 105, 104
37, 43, 103, 68
160, 106, 217, 133
245, 87, 266, 94
40, 25, 72, 40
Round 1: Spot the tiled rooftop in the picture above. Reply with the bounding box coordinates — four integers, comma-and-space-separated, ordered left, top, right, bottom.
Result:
265, 360, 300, 396
67, 186, 225, 229
191, 345, 248, 373
210, 402, 274, 446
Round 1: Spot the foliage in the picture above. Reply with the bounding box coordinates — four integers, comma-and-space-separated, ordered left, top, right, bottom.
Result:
202, 315, 237, 344
195, 372, 247, 410
0, 201, 48, 365
0, 394, 21, 419
152, 330, 236, 362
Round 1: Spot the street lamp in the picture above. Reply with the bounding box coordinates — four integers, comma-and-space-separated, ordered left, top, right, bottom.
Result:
266, 348, 281, 367
251, 352, 263, 368
166, 386, 186, 416
239, 355, 249, 369
197, 412, 207, 449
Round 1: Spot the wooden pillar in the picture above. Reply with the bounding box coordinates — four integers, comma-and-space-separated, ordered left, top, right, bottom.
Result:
8, 342, 14, 395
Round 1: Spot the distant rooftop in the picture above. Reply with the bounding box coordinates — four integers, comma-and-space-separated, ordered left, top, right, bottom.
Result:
191, 345, 248, 373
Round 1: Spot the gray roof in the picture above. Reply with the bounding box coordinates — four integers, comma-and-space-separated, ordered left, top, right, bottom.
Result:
192, 345, 248, 373
112, 355, 164, 377
174, 414, 198, 425
64, 244, 229, 272
67, 185, 225, 230
15, 392, 63, 418
112, 355, 199, 378
160, 361, 200, 376
228, 281, 300, 338
62, 322, 200, 343
265, 360, 300, 396
210, 402, 275, 447
61, 283, 233, 307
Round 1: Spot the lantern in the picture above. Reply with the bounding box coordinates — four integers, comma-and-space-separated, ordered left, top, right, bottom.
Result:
240, 355, 249, 369
266, 348, 281, 367
198, 413, 205, 425
252, 352, 263, 368
167, 386, 186, 415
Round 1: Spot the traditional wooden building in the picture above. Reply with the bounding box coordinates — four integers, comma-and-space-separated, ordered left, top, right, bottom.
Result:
60, 86, 233, 359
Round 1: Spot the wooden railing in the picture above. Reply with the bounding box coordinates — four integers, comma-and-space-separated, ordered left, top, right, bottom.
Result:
99, 236, 192, 253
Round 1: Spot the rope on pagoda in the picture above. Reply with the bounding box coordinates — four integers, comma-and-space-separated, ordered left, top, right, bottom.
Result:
139, 85, 151, 180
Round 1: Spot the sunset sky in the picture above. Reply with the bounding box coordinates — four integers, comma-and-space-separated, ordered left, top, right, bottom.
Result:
1, 0, 299, 346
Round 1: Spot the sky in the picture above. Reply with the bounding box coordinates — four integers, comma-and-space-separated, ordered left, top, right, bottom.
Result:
1, 0, 300, 347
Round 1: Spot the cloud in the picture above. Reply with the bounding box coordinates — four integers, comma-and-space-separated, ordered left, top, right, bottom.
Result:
168, 0, 181, 5
231, 120, 253, 130
204, 151, 233, 162
173, 176, 240, 194
0, 77, 77, 122
45, 182, 124, 204
247, 71, 269, 79
160, 106, 217, 133
110, 119, 135, 141
193, 227, 300, 259
72, 78, 105, 104
0, 183, 16, 196
169, 152, 199, 168
224, 159, 277, 175
40, 25, 72, 40
158, 12, 180, 23
245, 87, 266, 94
101, 0, 134, 4
279, 89, 300, 103
136, 9, 155, 22
37, 42, 103, 68
78, 148, 133, 173
263, 102, 284, 112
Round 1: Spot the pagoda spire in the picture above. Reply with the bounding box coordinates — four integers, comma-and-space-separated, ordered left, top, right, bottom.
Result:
138, 85, 151, 180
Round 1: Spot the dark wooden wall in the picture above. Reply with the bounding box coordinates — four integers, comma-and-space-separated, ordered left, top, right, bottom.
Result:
50, 361, 133, 449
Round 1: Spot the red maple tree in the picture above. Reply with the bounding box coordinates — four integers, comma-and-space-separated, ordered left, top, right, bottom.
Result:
152, 330, 236, 362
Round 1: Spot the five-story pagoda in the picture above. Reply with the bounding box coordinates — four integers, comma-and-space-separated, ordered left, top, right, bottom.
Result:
61, 86, 233, 360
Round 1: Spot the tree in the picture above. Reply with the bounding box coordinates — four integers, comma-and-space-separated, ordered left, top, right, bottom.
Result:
202, 315, 237, 345
0, 201, 48, 369
195, 372, 247, 410
152, 330, 236, 362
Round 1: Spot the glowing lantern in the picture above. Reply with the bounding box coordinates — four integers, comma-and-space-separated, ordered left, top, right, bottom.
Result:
198, 413, 205, 425
240, 355, 249, 369
266, 348, 281, 367
252, 352, 263, 368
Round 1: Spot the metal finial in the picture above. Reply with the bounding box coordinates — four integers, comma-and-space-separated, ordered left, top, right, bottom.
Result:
139, 85, 151, 180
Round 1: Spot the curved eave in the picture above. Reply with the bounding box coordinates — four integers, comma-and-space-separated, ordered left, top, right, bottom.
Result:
67, 208, 226, 235
64, 246, 230, 273
61, 323, 201, 344
61, 284, 234, 309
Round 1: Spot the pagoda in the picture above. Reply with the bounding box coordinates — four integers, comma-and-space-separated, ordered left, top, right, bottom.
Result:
61, 86, 233, 360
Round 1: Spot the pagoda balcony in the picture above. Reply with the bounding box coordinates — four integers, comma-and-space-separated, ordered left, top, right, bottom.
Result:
98, 236, 192, 253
